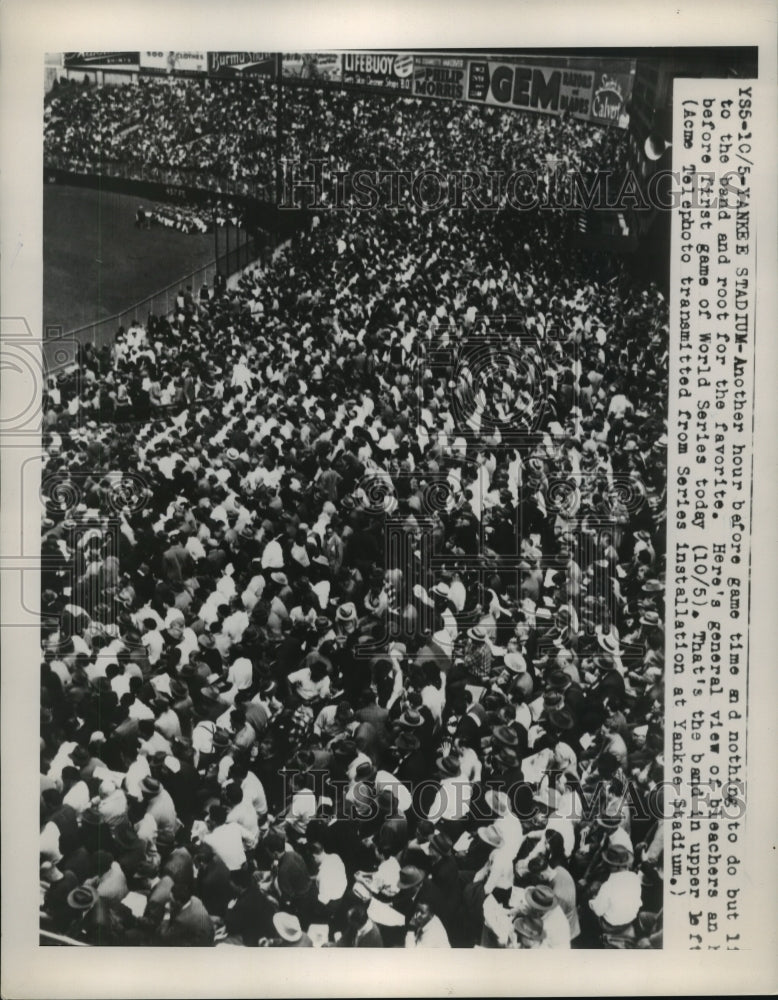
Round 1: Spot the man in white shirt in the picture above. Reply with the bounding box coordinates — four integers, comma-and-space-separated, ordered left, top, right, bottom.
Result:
311, 840, 348, 908
287, 661, 331, 704
124, 752, 151, 801
61, 769, 91, 815
589, 846, 642, 928
485, 790, 523, 857
223, 605, 249, 644
427, 758, 472, 825
224, 782, 260, 849
405, 901, 450, 948
514, 884, 571, 949
479, 841, 517, 895
222, 656, 253, 705
203, 806, 247, 872
228, 759, 268, 824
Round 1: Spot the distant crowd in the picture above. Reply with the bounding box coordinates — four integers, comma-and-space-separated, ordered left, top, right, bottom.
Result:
45, 74, 629, 204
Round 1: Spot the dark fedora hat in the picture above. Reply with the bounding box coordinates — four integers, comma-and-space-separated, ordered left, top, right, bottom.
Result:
603, 844, 634, 868
66, 886, 98, 912
398, 866, 425, 891
139, 776, 160, 798
546, 708, 575, 732
111, 823, 141, 851
169, 679, 189, 701
354, 760, 376, 781
394, 731, 420, 753
396, 708, 424, 730
493, 746, 519, 769
332, 738, 357, 760
80, 804, 102, 827
492, 724, 519, 748
482, 691, 506, 711
429, 831, 453, 856
436, 754, 461, 778
212, 728, 232, 750
525, 884, 556, 913
545, 670, 570, 692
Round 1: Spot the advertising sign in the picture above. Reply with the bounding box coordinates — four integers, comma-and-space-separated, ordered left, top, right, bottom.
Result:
590, 68, 634, 128
341, 51, 413, 92
140, 51, 208, 75
282, 52, 342, 82
207, 52, 275, 77
63, 52, 139, 67
467, 59, 595, 120
412, 54, 468, 101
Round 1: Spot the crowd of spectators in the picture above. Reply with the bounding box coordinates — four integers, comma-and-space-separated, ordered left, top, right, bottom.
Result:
40, 81, 667, 950
45, 75, 629, 206
282, 87, 630, 181
44, 76, 276, 196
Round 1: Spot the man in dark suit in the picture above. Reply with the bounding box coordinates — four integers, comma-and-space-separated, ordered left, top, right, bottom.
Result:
161, 531, 195, 584
453, 701, 486, 750
336, 903, 384, 947
485, 746, 525, 793
420, 831, 464, 943
193, 844, 236, 920
394, 731, 433, 791
546, 668, 586, 717
223, 868, 278, 946
161, 882, 215, 946
355, 688, 390, 748
41, 789, 80, 859
586, 655, 627, 711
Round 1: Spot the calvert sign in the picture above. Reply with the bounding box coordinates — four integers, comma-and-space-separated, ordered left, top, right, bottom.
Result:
467, 59, 595, 120
590, 70, 633, 128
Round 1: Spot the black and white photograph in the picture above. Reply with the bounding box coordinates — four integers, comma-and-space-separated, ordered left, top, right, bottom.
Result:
2, 2, 777, 996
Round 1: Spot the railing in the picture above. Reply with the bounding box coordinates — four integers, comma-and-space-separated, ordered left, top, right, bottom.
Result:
40, 929, 90, 947
53, 232, 276, 351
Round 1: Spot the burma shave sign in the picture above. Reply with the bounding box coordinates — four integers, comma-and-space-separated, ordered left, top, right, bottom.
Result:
207, 52, 275, 76
467, 59, 595, 120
